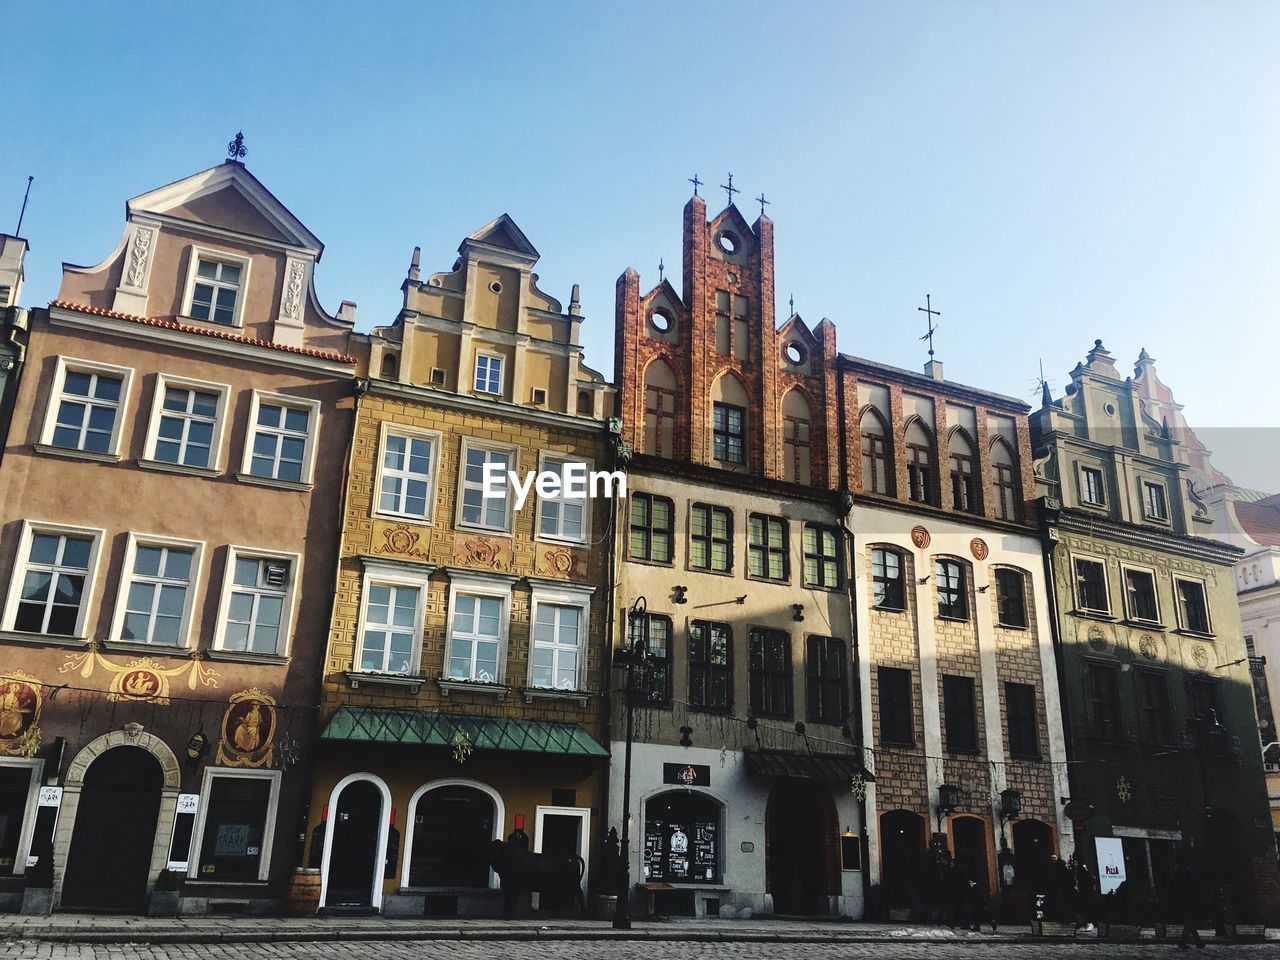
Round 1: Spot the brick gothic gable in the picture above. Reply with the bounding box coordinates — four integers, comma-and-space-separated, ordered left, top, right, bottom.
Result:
614, 193, 839, 488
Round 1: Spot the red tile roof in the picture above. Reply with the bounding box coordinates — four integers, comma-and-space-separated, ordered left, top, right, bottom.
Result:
1234, 498, 1280, 548
48, 300, 357, 365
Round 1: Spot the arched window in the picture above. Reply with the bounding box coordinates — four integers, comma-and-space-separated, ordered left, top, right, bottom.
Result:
407, 784, 496, 888
643, 360, 677, 457
935, 558, 968, 620
905, 420, 934, 505
577, 390, 593, 417
380, 353, 398, 380
860, 409, 890, 495
948, 429, 977, 514
990, 438, 1019, 521
711, 373, 748, 466
871, 546, 905, 610
781, 389, 812, 483
643, 790, 723, 883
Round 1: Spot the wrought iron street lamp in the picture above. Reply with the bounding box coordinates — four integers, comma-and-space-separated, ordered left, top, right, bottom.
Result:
612, 596, 649, 930
937, 783, 961, 831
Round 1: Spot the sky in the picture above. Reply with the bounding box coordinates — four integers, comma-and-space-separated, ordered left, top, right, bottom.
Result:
6, 2, 1278, 489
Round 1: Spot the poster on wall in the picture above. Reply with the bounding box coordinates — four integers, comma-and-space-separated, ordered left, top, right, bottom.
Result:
1094, 837, 1126, 894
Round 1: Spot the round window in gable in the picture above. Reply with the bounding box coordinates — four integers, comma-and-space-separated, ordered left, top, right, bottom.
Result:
716, 231, 740, 255
783, 341, 806, 365
727, 271, 739, 284
489, 280, 503, 294
648, 308, 673, 333
1104, 401, 1117, 416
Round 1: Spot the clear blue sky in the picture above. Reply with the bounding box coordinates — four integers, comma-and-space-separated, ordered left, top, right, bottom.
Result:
7, 2, 1277, 488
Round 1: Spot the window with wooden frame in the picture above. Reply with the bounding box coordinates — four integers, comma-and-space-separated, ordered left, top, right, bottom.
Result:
942, 674, 978, 753
1087, 662, 1124, 740
935, 558, 968, 620
632, 612, 672, 706
1123, 566, 1160, 624
877, 666, 914, 745
806, 636, 848, 723
629, 493, 673, 564
1175, 577, 1211, 634
689, 620, 732, 712
948, 430, 977, 513
871, 547, 905, 610
1079, 464, 1106, 507
712, 402, 746, 464
747, 514, 789, 581
990, 438, 1019, 521
748, 627, 792, 718
906, 420, 934, 505
1136, 671, 1174, 745
1142, 480, 1169, 522
860, 409, 891, 495
1073, 556, 1111, 614
995, 568, 1028, 628
1005, 682, 1040, 758
689, 504, 732, 573
802, 524, 841, 589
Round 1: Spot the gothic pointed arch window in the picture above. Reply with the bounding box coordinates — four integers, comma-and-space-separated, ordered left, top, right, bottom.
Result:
905, 419, 935, 505
710, 372, 749, 466
781, 389, 812, 484
859, 408, 891, 495
948, 429, 978, 514
990, 437, 1019, 521
643, 359, 677, 457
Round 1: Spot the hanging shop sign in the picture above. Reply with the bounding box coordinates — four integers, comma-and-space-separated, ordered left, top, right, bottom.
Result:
662, 763, 711, 787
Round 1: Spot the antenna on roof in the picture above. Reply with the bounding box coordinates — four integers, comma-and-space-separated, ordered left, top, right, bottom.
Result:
15, 176, 32, 236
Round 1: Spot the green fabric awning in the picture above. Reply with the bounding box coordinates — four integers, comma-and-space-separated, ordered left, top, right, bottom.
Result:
321, 705, 609, 758
744, 749, 875, 783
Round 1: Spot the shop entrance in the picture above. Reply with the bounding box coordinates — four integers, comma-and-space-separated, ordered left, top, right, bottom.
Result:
950, 815, 991, 898
766, 781, 838, 915
61, 746, 163, 912
408, 784, 495, 888
325, 779, 384, 907
880, 809, 926, 907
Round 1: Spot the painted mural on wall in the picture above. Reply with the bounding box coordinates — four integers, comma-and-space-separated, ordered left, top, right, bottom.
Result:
59, 643, 220, 704
0, 672, 43, 757
216, 688, 277, 768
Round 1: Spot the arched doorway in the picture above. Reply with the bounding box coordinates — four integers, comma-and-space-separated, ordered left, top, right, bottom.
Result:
950, 815, 991, 897
766, 782, 839, 915
61, 746, 163, 912
642, 791, 722, 885
407, 784, 496, 888
324, 778, 385, 908
880, 810, 926, 907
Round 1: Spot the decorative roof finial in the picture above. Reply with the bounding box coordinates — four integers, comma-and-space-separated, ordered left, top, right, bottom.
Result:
720, 173, 740, 208
569, 283, 582, 317
918, 294, 941, 359
789, 293, 795, 316
688, 173, 703, 197
658, 258, 665, 282
756, 192, 770, 218
227, 132, 247, 162
408, 246, 421, 282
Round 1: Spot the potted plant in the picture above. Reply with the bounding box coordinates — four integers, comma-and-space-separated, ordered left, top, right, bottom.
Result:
19, 844, 54, 916
148, 868, 183, 917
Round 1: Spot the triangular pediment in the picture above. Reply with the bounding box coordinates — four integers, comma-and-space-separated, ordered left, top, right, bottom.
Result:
128, 161, 323, 254
778, 312, 818, 344
463, 214, 540, 261
709, 204, 755, 241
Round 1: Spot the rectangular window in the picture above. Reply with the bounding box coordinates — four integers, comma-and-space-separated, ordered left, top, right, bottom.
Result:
802, 524, 841, 589
0, 764, 38, 875
44, 359, 130, 456
628, 494, 673, 563
871, 547, 905, 610
1137, 671, 1174, 745
950, 454, 975, 513
1188, 678, 1221, 723
806, 636, 847, 723
714, 290, 731, 356
1074, 557, 1110, 614
712, 402, 745, 464
732, 294, 749, 362
749, 628, 792, 718
992, 461, 1018, 521
458, 440, 515, 532
908, 446, 933, 504
862, 429, 889, 494
689, 620, 732, 712
1006, 682, 1040, 758
633, 613, 671, 706
1087, 663, 1124, 740
189, 258, 242, 326
244, 393, 318, 485
995, 568, 1027, 628
748, 514, 788, 581
537, 457, 588, 543
878, 666, 914, 745
1080, 465, 1106, 506
116, 539, 198, 646
1143, 481, 1169, 521
148, 380, 224, 469
935, 559, 968, 620
689, 504, 732, 573
218, 553, 293, 655
9, 527, 97, 637
193, 771, 278, 882
359, 582, 421, 674
942, 674, 978, 753
377, 428, 439, 521
1175, 578, 1211, 634
530, 602, 582, 691
474, 353, 504, 395
446, 592, 504, 682
1123, 568, 1160, 623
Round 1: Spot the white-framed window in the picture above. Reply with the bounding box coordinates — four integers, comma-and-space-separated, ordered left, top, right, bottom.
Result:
2, 521, 105, 639
214, 547, 299, 656
1142, 480, 1169, 522
354, 560, 431, 675
457, 438, 517, 533
0, 758, 44, 876
1121, 564, 1161, 624
374, 424, 441, 523
39, 357, 134, 458
1072, 553, 1111, 615
474, 352, 504, 395
188, 767, 280, 882
110, 534, 203, 647
445, 573, 513, 684
240, 391, 321, 487
1078, 464, 1106, 507
181, 247, 251, 328
1174, 576, 1212, 635
536, 454, 590, 544
143, 375, 230, 472
528, 583, 593, 692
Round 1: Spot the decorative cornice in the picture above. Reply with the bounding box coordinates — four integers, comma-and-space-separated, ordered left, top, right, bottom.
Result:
364, 378, 610, 435
1050, 505, 1243, 565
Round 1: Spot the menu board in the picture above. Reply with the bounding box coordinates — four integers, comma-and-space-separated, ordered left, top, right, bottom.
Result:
642, 816, 719, 884
643, 823, 665, 881
692, 821, 717, 882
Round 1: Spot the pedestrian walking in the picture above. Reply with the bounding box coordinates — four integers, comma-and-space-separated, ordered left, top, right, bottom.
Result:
1168, 857, 1205, 949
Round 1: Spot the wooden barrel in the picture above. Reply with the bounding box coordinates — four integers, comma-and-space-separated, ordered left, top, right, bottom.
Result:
285, 868, 322, 915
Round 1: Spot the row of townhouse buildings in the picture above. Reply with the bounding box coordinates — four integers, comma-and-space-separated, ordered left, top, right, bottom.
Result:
0, 155, 1275, 924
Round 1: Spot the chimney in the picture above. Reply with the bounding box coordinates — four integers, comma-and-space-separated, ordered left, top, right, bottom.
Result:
408, 246, 421, 282
924, 359, 944, 381
0, 235, 28, 310
337, 300, 357, 324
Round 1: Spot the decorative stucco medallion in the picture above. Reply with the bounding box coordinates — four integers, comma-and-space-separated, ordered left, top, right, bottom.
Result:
538, 547, 578, 578
216, 689, 277, 768
910, 525, 931, 550
453, 534, 512, 571
1138, 634, 1158, 660
378, 523, 429, 560
0, 672, 42, 757
1087, 626, 1109, 652
969, 538, 989, 561
1190, 644, 1210, 669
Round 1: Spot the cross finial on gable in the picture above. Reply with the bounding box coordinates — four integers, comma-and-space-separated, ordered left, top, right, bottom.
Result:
720, 173, 740, 208
917, 294, 940, 359
756, 192, 770, 217
688, 173, 703, 197
227, 132, 247, 162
